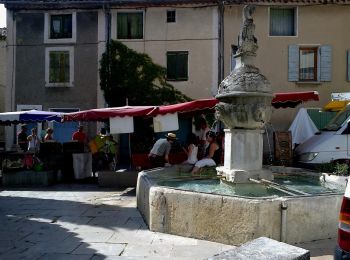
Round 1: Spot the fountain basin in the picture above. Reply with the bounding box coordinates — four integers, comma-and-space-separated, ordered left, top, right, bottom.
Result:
136, 166, 344, 245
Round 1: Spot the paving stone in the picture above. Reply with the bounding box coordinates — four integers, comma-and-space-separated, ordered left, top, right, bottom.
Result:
152, 233, 198, 246
39, 253, 93, 260
72, 242, 126, 256
0, 229, 32, 241
171, 244, 228, 258
31, 237, 82, 254
87, 215, 130, 228
121, 244, 173, 257
20, 228, 72, 242
74, 230, 115, 242
108, 230, 155, 245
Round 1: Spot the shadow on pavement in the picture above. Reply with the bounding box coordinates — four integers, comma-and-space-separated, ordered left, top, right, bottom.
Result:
0, 186, 142, 259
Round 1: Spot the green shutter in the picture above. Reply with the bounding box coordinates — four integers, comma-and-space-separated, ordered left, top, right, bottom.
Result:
167, 52, 177, 80
176, 52, 188, 80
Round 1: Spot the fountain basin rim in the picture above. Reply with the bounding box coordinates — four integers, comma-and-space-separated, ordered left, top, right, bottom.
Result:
141, 170, 344, 200
155, 180, 344, 200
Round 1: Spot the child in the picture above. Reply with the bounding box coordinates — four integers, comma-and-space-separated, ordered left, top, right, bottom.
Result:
182, 133, 198, 165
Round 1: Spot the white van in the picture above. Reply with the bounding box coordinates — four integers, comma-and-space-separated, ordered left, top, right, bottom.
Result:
295, 105, 350, 165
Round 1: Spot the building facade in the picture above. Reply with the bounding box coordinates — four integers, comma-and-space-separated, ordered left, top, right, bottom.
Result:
223, 4, 350, 130
2, 0, 350, 146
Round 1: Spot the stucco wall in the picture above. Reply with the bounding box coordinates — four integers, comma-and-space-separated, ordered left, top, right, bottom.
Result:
15, 11, 98, 111
113, 6, 219, 99
224, 5, 350, 130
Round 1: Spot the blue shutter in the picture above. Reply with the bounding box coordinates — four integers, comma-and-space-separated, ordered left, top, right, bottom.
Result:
288, 45, 299, 81
347, 50, 350, 81
320, 45, 332, 82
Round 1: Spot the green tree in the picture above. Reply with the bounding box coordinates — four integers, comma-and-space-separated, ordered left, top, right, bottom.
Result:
99, 40, 191, 107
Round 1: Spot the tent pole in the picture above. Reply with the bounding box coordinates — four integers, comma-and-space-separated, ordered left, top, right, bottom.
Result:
128, 133, 132, 169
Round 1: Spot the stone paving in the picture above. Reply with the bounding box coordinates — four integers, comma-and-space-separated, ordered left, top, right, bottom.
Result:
0, 184, 335, 259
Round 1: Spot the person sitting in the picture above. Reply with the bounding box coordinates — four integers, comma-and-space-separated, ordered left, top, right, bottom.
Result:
182, 133, 198, 165
191, 131, 221, 175
44, 128, 54, 141
148, 133, 177, 168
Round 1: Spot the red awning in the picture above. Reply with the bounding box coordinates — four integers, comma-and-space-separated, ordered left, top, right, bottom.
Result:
63, 92, 319, 122
271, 91, 319, 108
148, 99, 219, 116
63, 106, 155, 121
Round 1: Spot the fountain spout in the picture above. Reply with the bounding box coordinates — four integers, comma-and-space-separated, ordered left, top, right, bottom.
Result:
215, 5, 274, 183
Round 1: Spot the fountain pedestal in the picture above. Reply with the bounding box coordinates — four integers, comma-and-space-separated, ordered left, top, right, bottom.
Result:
216, 129, 273, 183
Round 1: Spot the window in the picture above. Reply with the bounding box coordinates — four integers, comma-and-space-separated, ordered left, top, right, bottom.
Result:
270, 8, 296, 36
167, 51, 188, 81
44, 13, 76, 43
50, 14, 72, 39
288, 45, 332, 82
299, 47, 318, 81
167, 10, 176, 23
45, 47, 74, 87
117, 12, 143, 39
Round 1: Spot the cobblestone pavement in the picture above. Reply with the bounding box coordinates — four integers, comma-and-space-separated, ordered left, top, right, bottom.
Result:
0, 184, 335, 259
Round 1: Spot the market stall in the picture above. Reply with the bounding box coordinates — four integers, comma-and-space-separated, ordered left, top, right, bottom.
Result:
0, 110, 63, 186
63, 92, 320, 169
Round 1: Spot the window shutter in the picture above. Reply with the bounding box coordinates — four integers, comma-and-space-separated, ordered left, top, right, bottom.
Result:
288, 45, 299, 81
177, 52, 188, 80
167, 53, 177, 80
320, 45, 332, 82
347, 50, 350, 81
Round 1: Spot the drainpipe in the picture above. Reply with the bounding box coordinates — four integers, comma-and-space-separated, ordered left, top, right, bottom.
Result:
280, 201, 288, 242
218, 0, 225, 85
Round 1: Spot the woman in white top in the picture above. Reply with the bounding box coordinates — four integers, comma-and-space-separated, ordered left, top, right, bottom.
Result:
182, 133, 198, 165
27, 128, 40, 152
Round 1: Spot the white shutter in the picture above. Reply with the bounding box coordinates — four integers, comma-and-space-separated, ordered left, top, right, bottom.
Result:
320, 45, 332, 82
288, 45, 299, 81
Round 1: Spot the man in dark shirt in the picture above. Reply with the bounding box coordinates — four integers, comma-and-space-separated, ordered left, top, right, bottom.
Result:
17, 124, 28, 151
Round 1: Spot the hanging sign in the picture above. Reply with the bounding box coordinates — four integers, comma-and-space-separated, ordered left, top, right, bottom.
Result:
153, 113, 179, 133
109, 116, 134, 133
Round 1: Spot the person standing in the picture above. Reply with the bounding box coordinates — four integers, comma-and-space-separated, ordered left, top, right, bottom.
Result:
44, 128, 54, 141
148, 133, 177, 168
72, 125, 87, 143
196, 118, 210, 158
17, 124, 28, 151
27, 128, 40, 152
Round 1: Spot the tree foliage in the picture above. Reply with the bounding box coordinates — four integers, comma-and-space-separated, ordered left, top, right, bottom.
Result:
99, 40, 191, 107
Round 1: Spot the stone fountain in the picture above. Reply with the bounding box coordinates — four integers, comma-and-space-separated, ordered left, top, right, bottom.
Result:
215, 5, 274, 183
136, 5, 344, 246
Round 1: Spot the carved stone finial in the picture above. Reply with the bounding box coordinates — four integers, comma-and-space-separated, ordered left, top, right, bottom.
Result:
243, 5, 255, 20
237, 5, 258, 57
